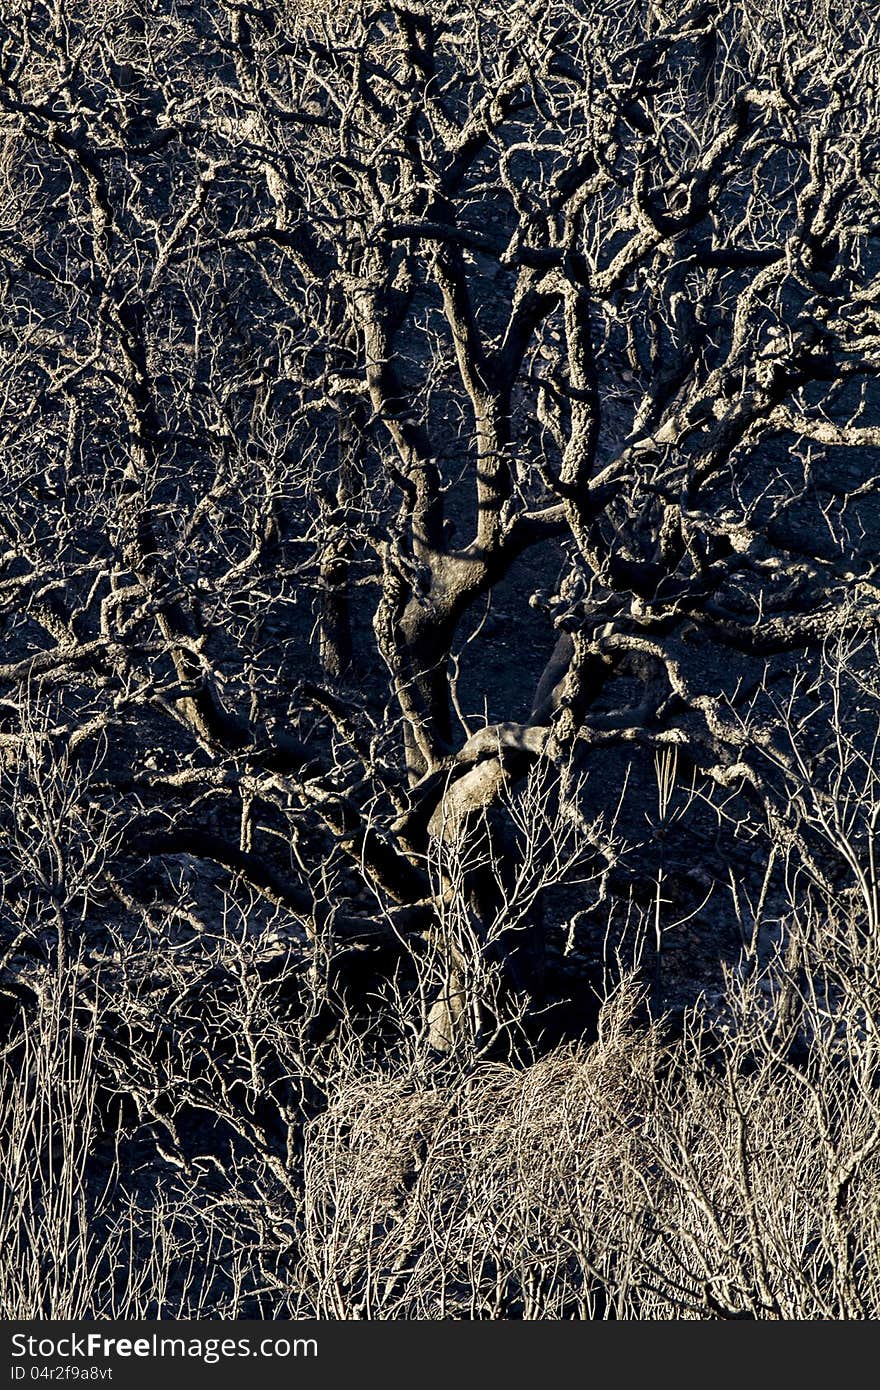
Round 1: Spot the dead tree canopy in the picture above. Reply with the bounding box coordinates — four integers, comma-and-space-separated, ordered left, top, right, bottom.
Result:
1, 0, 879, 1047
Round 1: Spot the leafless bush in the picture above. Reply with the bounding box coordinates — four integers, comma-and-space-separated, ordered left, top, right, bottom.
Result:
4, 830, 880, 1319
0, 968, 239, 1318
292, 918, 880, 1319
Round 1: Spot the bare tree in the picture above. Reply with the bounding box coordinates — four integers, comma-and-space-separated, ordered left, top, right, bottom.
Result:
1, 0, 880, 1059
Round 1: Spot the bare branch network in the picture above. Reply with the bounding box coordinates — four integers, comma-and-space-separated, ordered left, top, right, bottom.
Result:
2, 0, 880, 1319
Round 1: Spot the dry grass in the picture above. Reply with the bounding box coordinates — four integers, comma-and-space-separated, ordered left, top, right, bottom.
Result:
5, 910, 880, 1320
